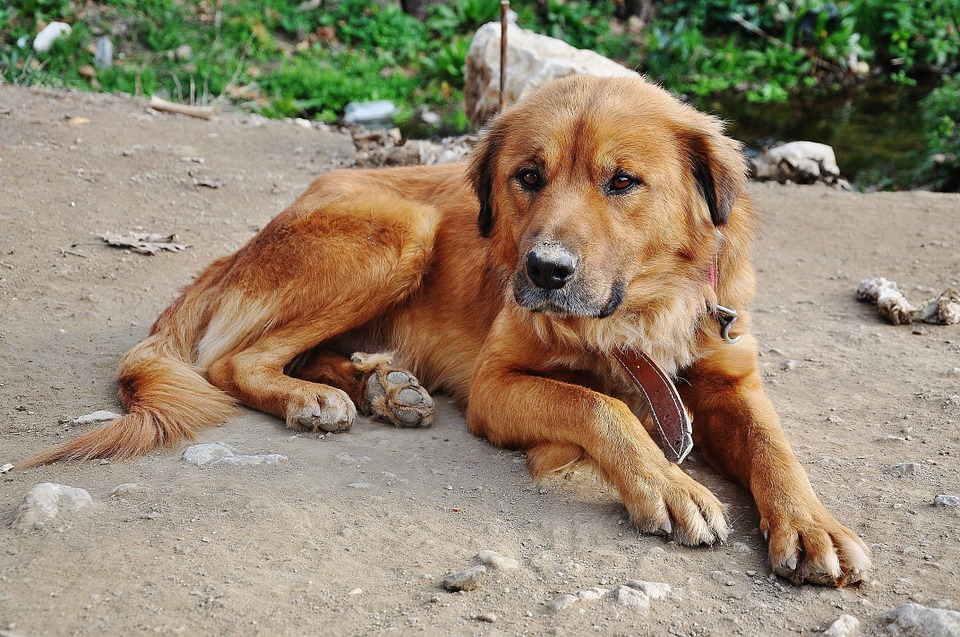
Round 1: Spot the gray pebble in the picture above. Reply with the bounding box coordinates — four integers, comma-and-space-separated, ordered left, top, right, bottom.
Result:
934, 495, 959, 507
110, 483, 145, 498
822, 614, 860, 637
94, 36, 114, 68
608, 585, 650, 610
546, 594, 579, 611
474, 612, 497, 623
891, 463, 920, 476
442, 565, 486, 592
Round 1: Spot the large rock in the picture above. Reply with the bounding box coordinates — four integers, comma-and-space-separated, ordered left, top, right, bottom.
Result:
464, 22, 637, 126
878, 603, 960, 637
11, 483, 93, 533
751, 141, 846, 187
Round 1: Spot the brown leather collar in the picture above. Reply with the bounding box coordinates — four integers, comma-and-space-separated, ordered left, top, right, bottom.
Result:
613, 348, 693, 464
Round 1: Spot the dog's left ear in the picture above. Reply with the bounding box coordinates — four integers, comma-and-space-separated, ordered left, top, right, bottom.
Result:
677, 127, 747, 227
467, 127, 502, 238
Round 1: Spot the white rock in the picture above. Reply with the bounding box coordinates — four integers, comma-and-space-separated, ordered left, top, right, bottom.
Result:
934, 494, 959, 507
182, 441, 237, 466
11, 483, 93, 533
751, 141, 842, 185
625, 580, 672, 600
74, 410, 122, 424
477, 549, 519, 570
607, 585, 650, 609
182, 442, 287, 467
546, 594, 579, 611
822, 613, 860, 637
576, 587, 609, 601
0, 463, 13, 474
33, 22, 72, 53
879, 603, 960, 637
464, 22, 636, 126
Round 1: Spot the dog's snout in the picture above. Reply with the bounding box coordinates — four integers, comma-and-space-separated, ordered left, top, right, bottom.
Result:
526, 245, 578, 290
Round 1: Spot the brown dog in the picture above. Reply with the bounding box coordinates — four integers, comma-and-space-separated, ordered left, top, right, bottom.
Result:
25, 75, 870, 586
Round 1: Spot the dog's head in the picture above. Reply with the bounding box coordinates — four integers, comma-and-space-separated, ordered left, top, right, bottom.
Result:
468, 75, 748, 332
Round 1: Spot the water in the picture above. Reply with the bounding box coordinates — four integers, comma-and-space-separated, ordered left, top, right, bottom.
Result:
703, 80, 934, 190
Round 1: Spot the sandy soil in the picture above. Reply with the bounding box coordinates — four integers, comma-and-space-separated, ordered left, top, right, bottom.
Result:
1, 86, 958, 637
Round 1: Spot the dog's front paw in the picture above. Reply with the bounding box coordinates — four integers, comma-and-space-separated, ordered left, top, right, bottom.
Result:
627, 464, 729, 546
761, 503, 871, 587
286, 387, 356, 433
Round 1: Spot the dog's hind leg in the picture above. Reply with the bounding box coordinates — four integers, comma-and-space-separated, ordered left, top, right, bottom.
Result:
202, 194, 440, 433
290, 350, 434, 428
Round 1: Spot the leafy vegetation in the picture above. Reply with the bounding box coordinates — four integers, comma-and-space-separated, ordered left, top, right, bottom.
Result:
916, 73, 960, 191
1, 0, 958, 189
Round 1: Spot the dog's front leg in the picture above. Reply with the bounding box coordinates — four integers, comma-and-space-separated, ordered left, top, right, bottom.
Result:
467, 317, 729, 546
680, 333, 872, 586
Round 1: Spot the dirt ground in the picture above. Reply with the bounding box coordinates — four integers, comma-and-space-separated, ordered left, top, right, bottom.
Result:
1, 86, 958, 637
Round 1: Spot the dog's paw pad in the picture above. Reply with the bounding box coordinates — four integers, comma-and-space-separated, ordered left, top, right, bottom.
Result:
363, 367, 434, 428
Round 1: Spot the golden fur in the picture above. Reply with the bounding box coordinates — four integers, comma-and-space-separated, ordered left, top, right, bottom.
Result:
24, 75, 870, 586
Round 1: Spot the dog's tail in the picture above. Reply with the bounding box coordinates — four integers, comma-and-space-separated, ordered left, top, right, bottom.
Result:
21, 312, 238, 468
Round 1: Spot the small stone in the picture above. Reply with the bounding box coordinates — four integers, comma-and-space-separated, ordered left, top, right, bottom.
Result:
607, 585, 650, 610
625, 580, 672, 600
933, 495, 959, 507
347, 588, 362, 596
110, 483, 144, 498
822, 613, 860, 637
474, 612, 497, 623
576, 587, 609, 601
477, 549, 519, 571
827, 415, 846, 425
891, 463, 920, 476
74, 410, 122, 425
442, 565, 486, 592
878, 602, 960, 636
11, 483, 93, 533
94, 36, 114, 68
546, 594, 579, 611
348, 482, 372, 489
781, 359, 798, 371
78, 65, 95, 79
0, 463, 13, 474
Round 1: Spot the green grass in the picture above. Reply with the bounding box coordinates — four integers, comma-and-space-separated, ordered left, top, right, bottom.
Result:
1, 0, 958, 189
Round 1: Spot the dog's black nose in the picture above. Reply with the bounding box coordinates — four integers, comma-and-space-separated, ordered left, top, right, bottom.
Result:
526, 245, 577, 290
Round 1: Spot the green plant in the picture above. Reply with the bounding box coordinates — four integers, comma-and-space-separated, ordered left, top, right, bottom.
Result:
915, 73, 960, 191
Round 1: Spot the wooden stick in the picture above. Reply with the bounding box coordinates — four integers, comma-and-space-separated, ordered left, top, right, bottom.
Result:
149, 95, 215, 120
499, 0, 509, 113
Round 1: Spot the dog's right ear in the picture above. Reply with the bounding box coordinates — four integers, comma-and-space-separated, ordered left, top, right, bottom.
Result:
467, 128, 501, 238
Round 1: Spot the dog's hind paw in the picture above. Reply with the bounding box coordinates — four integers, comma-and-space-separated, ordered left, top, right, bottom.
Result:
361, 365, 435, 428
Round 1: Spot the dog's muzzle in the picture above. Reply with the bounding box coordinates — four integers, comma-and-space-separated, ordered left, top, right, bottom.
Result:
514, 243, 623, 318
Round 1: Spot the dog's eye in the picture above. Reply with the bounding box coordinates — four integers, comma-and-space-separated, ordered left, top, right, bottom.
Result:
516, 168, 543, 191
608, 173, 639, 194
